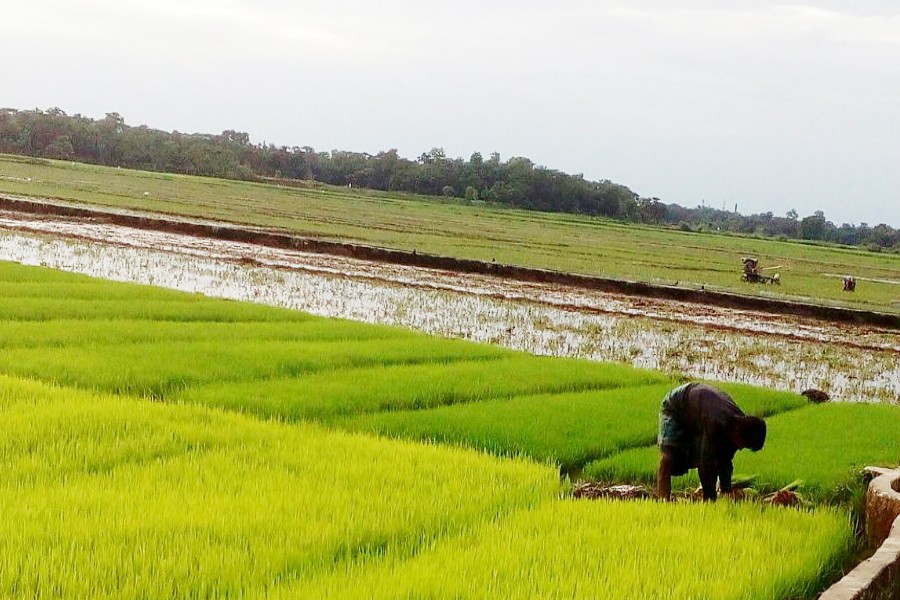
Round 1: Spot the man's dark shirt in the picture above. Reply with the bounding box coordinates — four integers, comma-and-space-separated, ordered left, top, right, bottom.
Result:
659, 383, 743, 478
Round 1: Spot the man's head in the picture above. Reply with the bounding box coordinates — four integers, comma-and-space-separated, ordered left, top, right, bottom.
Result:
730, 416, 767, 451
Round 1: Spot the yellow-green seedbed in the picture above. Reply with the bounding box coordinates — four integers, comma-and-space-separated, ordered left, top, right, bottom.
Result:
291, 500, 853, 600
0, 376, 559, 599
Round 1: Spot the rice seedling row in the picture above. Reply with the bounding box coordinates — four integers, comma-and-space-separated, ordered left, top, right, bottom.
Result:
0, 338, 510, 399
176, 356, 669, 423
0, 318, 415, 349
0, 296, 312, 322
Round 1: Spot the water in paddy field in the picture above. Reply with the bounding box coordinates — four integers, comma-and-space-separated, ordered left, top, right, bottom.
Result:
0, 211, 897, 404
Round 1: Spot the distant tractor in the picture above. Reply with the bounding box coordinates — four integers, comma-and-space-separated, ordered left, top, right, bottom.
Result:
741, 257, 781, 284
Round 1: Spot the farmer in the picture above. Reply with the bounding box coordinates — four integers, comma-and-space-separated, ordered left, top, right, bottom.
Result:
657, 382, 766, 501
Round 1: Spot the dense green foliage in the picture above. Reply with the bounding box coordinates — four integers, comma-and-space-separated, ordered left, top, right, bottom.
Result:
584, 403, 900, 502
2, 108, 898, 248
2, 155, 899, 313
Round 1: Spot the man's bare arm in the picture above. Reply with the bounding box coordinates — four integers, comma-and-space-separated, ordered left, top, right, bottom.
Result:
657, 451, 673, 500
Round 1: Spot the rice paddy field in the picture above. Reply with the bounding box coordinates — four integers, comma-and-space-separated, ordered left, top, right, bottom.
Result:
0, 259, 897, 598
2, 154, 899, 314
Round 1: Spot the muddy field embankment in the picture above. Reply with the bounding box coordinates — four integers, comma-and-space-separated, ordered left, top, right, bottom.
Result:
2, 194, 897, 330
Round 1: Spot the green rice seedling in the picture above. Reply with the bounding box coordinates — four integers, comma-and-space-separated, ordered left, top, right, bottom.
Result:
0, 262, 306, 323
707, 382, 809, 417
0, 260, 93, 283
0, 375, 560, 599
584, 445, 682, 488
288, 500, 854, 600
733, 403, 900, 502
177, 356, 668, 422
0, 296, 311, 322
0, 280, 204, 301
0, 318, 415, 349
0, 215, 878, 599
337, 383, 675, 470
584, 403, 900, 502
335, 382, 806, 471
0, 337, 510, 398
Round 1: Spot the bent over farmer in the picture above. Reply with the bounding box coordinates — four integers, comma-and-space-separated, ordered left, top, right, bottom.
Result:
657, 383, 766, 501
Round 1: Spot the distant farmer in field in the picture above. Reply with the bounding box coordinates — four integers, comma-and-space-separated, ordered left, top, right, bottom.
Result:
657, 383, 766, 501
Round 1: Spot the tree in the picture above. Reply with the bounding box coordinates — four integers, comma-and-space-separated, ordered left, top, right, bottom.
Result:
799, 210, 832, 241
221, 130, 250, 146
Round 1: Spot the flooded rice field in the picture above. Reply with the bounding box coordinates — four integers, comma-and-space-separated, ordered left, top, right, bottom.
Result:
1, 209, 897, 404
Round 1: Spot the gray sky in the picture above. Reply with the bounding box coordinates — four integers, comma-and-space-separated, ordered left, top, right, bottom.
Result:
3, 1, 900, 226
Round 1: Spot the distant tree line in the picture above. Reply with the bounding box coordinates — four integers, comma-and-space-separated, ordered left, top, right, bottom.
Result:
2, 107, 898, 252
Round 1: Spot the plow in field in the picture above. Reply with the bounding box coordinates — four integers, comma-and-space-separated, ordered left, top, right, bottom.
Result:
741, 257, 782, 285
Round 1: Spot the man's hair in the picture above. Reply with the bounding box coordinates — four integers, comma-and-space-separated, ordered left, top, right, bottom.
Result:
737, 416, 767, 451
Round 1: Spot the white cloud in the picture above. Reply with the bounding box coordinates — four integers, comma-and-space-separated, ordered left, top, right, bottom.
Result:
604, 3, 900, 48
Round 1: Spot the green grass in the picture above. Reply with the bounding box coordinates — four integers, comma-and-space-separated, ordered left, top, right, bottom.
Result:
176, 356, 668, 423
583, 403, 900, 502
2, 154, 898, 313
290, 500, 854, 600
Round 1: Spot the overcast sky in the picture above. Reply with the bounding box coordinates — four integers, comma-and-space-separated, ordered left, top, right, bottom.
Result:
3, 1, 899, 226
